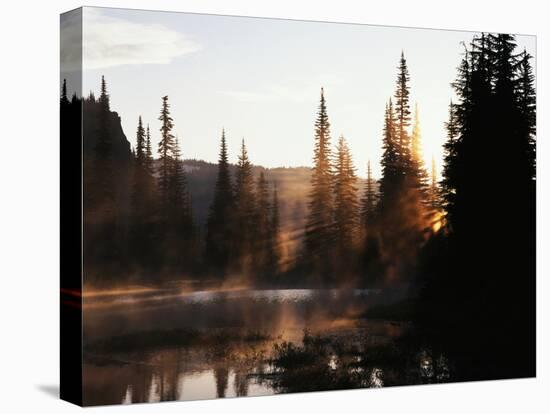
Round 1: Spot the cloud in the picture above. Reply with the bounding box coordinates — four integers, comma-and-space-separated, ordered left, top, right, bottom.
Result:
60, 10, 83, 74
80, 8, 200, 70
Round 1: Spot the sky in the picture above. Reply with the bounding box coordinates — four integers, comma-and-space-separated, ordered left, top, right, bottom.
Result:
67, 7, 535, 179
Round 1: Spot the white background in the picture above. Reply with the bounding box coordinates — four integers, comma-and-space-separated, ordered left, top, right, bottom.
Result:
0, 0, 548, 412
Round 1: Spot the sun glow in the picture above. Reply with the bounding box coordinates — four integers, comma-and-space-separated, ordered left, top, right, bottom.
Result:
431, 211, 445, 233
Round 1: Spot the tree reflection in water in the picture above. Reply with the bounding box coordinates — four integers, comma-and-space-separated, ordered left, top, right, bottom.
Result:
82, 288, 453, 406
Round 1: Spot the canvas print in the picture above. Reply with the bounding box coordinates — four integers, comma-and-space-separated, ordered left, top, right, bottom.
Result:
60, 7, 536, 406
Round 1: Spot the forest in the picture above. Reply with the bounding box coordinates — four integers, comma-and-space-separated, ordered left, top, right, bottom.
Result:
64, 32, 535, 383
62, 32, 535, 285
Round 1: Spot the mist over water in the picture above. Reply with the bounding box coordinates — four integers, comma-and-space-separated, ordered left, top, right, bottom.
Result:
82, 285, 447, 406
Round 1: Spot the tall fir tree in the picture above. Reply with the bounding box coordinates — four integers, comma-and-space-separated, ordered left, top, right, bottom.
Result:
410, 105, 429, 184
441, 100, 458, 213
144, 124, 154, 175
170, 136, 193, 228
93, 76, 116, 219
97, 75, 111, 158
157, 95, 176, 209
130, 116, 158, 272
305, 88, 334, 273
170, 136, 195, 270
233, 139, 257, 273
61, 78, 69, 106
378, 99, 399, 211
516, 48, 536, 182
135, 116, 146, 166
205, 129, 235, 273
394, 52, 412, 169
333, 135, 359, 259
409, 104, 430, 218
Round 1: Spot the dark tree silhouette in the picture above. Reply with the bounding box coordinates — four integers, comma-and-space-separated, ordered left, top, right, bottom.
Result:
169, 136, 193, 229
421, 33, 536, 380
61, 78, 69, 106
378, 99, 399, 211
130, 116, 159, 274
167, 136, 196, 271
304, 88, 334, 276
89, 76, 119, 275
516, 48, 536, 181
233, 139, 257, 275
135, 116, 146, 163
144, 124, 154, 175
205, 129, 235, 274
376, 55, 430, 283
157, 95, 176, 210
153, 96, 196, 273
394, 52, 412, 169
441, 100, 458, 213
93, 76, 115, 206
80, 76, 134, 280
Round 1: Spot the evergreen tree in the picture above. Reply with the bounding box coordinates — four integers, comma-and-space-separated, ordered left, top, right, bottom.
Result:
516, 49, 536, 181
85, 76, 130, 277
130, 116, 158, 273
144, 124, 154, 175
157, 95, 176, 209
92, 76, 116, 214
378, 99, 399, 211
409, 104, 430, 218
135, 116, 146, 166
333, 135, 359, 259
410, 105, 429, 186
154, 96, 195, 272
170, 136, 193, 229
305, 88, 334, 273
378, 86, 426, 280
234, 139, 257, 274
426, 33, 536, 378
394, 52, 412, 169
61, 78, 69, 106
441, 101, 458, 213
205, 129, 235, 273
170, 136, 195, 271
94, 76, 112, 170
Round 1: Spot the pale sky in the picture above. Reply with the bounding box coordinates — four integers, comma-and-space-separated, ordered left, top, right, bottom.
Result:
73, 7, 535, 179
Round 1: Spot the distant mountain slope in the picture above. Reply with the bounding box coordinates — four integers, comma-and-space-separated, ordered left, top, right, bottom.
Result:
179, 160, 369, 265
80, 101, 369, 263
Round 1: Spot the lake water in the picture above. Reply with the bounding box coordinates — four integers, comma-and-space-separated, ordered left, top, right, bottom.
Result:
82, 286, 444, 406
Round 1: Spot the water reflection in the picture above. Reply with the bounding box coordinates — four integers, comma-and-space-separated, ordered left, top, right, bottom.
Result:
82, 287, 448, 406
